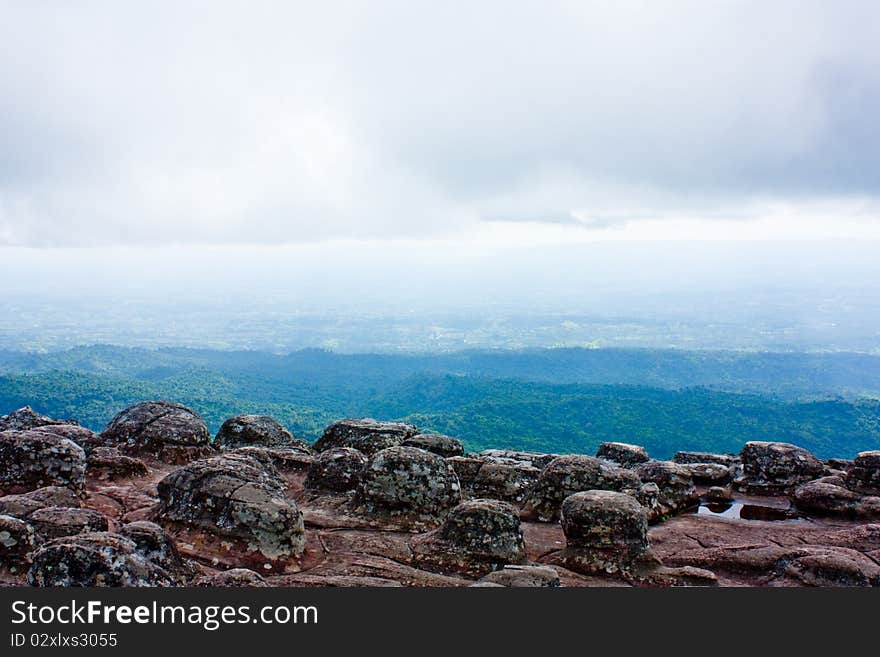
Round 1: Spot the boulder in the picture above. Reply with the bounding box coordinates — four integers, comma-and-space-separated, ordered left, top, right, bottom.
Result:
229, 446, 314, 473
845, 451, 880, 495
100, 401, 213, 464
215, 415, 310, 451
793, 480, 880, 519
706, 486, 733, 502
27, 506, 109, 541
0, 486, 81, 518
197, 568, 268, 587
596, 442, 649, 467
305, 447, 368, 493
86, 447, 149, 481
0, 406, 76, 432
678, 462, 733, 485
0, 429, 86, 495
118, 521, 190, 576
156, 453, 305, 561
412, 499, 526, 576
784, 550, 880, 587
467, 462, 541, 505
27, 532, 178, 586
477, 564, 560, 588
0, 515, 36, 569
634, 461, 699, 520
402, 434, 464, 457
478, 449, 559, 470
313, 418, 419, 456
560, 490, 648, 575
354, 446, 461, 528
735, 442, 825, 495
673, 451, 737, 466
521, 455, 641, 522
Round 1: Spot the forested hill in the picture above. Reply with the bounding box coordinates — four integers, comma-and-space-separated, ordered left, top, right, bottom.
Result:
1, 345, 879, 459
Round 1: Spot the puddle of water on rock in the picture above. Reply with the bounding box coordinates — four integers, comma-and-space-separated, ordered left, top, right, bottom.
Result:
695, 501, 801, 521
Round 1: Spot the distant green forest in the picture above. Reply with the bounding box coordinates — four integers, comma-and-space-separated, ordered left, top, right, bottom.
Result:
1, 345, 879, 459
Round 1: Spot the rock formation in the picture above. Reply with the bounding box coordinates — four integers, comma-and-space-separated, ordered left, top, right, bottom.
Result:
313, 418, 419, 455
1, 402, 879, 588
100, 400, 214, 464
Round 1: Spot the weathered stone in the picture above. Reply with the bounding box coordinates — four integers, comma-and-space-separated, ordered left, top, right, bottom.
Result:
597, 442, 649, 467
706, 486, 733, 502
305, 447, 367, 493
793, 480, 880, 519
635, 461, 699, 520
560, 490, 648, 575
735, 441, 825, 495
673, 451, 737, 466
0, 515, 36, 568
0, 486, 81, 519
402, 434, 464, 457
0, 429, 86, 495
119, 521, 189, 576
28, 506, 109, 541
157, 454, 305, 561
230, 446, 314, 473
845, 451, 880, 495
313, 419, 419, 456
478, 564, 560, 588
522, 455, 641, 522
87, 447, 149, 481
468, 462, 541, 505
100, 401, 213, 464
479, 449, 558, 470
678, 462, 733, 485
354, 446, 461, 528
27, 532, 178, 586
0, 406, 76, 432
447, 456, 485, 484
784, 551, 880, 587
197, 568, 268, 587
215, 415, 309, 450
412, 499, 526, 576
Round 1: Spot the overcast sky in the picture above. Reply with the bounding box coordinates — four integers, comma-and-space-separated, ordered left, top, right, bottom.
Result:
1, 0, 879, 249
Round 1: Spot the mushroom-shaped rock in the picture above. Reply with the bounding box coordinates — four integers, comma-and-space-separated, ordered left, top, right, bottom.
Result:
478, 564, 560, 588
354, 446, 461, 528
86, 447, 149, 481
197, 568, 268, 587
522, 455, 641, 522
27, 532, 178, 587
735, 442, 825, 495
305, 447, 367, 493
100, 401, 213, 464
0, 429, 86, 495
845, 451, 880, 495
0, 406, 76, 432
156, 454, 305, 562
596, 442, 649, 467
402, 434, 464, 457
215, 415, 309, 451
0, 515, 36, 569
412, 499, 526, 576
560, 490, 648, 575
634, 460, 699, 521
28, 506, 109, 541
468, 462, 541, 505
0, 486, 81, 518
313, 419, 419, 456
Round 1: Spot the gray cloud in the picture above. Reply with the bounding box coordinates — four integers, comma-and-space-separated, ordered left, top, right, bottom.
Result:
1, 0, 879, 246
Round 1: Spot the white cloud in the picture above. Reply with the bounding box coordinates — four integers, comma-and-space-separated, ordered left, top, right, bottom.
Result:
1, 1, 879, 246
